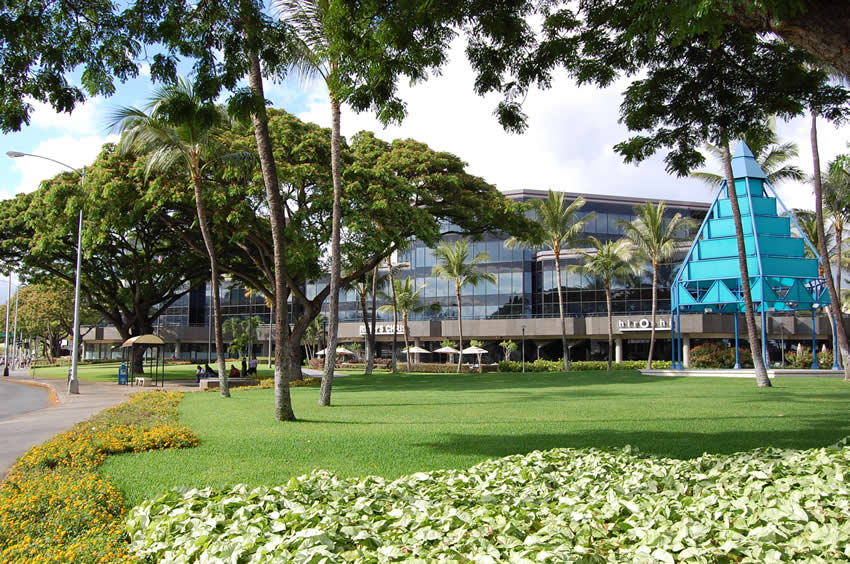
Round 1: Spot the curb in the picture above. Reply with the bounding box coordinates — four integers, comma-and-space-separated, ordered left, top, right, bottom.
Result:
1, 379, 62, 407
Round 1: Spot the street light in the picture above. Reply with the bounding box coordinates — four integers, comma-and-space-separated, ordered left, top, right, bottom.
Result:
521, 325, 526, 373
7, 151, 84, 394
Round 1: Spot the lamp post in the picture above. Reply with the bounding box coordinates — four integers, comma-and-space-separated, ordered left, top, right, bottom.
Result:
7, 151, 84, 394
521, 325, 526, 373
3, 274, 10, 376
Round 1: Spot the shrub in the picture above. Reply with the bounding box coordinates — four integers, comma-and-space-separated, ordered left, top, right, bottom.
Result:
0, 392, 197, 563
784, 347, 835, 369
689, 343, 753, 369
407, 363, 474, 373
497, 359, 672, 372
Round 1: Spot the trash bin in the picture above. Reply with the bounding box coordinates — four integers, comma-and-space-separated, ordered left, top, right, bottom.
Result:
118, 362, 128, 385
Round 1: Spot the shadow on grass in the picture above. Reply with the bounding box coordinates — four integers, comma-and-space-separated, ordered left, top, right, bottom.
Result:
415, 417, 850, 460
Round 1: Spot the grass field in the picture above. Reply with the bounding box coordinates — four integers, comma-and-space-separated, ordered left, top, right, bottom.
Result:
102, 370, 850, 506
30, 361, 279, 382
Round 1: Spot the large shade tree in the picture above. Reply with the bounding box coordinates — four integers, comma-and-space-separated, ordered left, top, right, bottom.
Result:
0, 146, 211, 372
432, 239, 497, 373
506, 190, 591, 371
619, 202, 696, 369
571, 237, 639, 371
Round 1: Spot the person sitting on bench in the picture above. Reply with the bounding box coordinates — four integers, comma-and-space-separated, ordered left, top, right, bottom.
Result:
196, 365, 205, 383
230, 364, 241, 378
204, 364, 217, 378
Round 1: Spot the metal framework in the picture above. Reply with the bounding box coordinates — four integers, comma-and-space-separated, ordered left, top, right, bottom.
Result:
671, 142, 839, 370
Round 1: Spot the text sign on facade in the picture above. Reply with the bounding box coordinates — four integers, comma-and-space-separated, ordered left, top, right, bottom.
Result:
359, 324, 402, 336
618, 318, 669, 330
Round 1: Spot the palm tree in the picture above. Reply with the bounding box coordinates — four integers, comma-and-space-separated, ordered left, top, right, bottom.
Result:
571, 237, 639, 370
823, 161, 850, 301
619, 202, 696, 368
506, 190, 591, 371
432, 239, 497, 373
691, 118, 805, 188
342, 269, 386, 374
378, 277, 438, 371
384, 256, 409, 373
109, 79, 252, 398
277, 0, 346, 405
791, 209, 832, 275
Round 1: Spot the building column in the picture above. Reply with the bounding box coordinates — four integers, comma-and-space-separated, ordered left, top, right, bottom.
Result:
683, 336, 691, 368
615, 337, 623, 364
175, 341, 181, 360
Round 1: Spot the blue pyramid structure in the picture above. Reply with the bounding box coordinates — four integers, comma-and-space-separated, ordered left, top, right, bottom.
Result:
670, 141, 834, 369
672, 141, 827, 314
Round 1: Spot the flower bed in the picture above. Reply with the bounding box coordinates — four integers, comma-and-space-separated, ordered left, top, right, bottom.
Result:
0, 392, 198, 563
128, 439, 850, 562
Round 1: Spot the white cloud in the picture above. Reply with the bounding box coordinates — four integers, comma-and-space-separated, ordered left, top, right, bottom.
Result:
284, 40, 847, 210
28, 97, 106, 135
4, 133, 118, 198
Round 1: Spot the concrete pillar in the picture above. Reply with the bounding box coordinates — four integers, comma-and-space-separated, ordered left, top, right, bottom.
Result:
175, 341, 182, 360
615, 337, 623, 363
683, 336, 691, 368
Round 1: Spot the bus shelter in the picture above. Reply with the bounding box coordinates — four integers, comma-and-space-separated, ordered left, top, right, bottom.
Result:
120, 334, 167, 386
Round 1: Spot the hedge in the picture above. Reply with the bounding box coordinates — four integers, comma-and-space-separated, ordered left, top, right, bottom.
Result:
498, 359, 672, 372
0, 392, 198, 563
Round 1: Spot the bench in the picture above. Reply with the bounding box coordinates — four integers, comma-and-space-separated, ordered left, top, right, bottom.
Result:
199, 377, 259, 391
133, 377, 153, 387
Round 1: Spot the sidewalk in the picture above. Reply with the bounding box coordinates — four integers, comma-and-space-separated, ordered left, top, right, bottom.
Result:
0, 368, 199, 480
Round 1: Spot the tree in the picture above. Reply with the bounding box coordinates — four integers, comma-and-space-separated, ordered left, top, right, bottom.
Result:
791, 209, 831, 273
690, 118, 805, 188
109, 79, 253, 398
383, 256, 409, 373
823, 160, 850, 303
619, 202, 696, 368
222, 316, 261, 359
571, 237, 639, 370
0, 146, 210, 373
432, 239, 497, 373
342, 269, 385, 374
499, 339, 517, 361
302, 314, 326, 361
379, 277, 438, 371
506, 190, 591, 371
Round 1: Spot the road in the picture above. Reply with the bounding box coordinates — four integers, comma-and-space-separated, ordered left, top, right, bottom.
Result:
0, 381, 49, 420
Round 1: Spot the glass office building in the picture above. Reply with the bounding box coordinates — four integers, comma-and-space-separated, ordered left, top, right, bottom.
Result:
84, 188, 840, 365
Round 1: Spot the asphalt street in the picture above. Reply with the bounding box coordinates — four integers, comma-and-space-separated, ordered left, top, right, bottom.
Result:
0, 380, 49, 419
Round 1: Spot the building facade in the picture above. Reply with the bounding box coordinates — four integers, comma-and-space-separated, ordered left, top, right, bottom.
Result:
82, 189, 842, 366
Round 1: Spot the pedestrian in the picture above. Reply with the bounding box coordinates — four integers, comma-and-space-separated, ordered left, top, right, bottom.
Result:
241, 356, 247, 377
248, 356, 258, 375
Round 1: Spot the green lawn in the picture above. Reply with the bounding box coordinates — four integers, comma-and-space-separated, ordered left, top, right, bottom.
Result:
31, 361, 278, 382
102, 370, 850, 506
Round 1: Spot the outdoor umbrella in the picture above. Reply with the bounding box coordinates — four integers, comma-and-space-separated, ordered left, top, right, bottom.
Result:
402, 345, 430, 364
462, 346, 488, 370
434, 345, 460, 365
316, 347, 356, 356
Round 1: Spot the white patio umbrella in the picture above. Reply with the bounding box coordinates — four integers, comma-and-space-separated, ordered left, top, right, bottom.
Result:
402, 345, 430, 365
462, 346, 488, 370
434, 345, 460, 364
316, 347, 356, 356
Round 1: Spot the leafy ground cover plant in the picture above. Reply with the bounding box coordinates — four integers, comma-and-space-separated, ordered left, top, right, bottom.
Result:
0, 392, 197, 562
128, 439, 850, 562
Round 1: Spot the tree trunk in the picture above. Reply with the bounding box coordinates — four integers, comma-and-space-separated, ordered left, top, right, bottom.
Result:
320, 93, 344, 406
811, 112, 850, 380
387, 257, 399, 373
647, 262, 658, 369
246, 50, 295, 420
403, 311, 411, 372
721, 141, 770, 386
553, 247, 570, 371
366, 266, 378, 374
606, 279, 613, 371
359, 287, 374, 375
729, 1, 850, 80
456, 286, 463, 373
191, 173, 229, 398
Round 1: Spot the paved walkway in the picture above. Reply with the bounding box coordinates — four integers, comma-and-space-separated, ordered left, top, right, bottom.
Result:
0, 369, 199, 480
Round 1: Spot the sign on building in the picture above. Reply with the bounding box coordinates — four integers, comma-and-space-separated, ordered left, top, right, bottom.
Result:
359, 324, 402, 336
